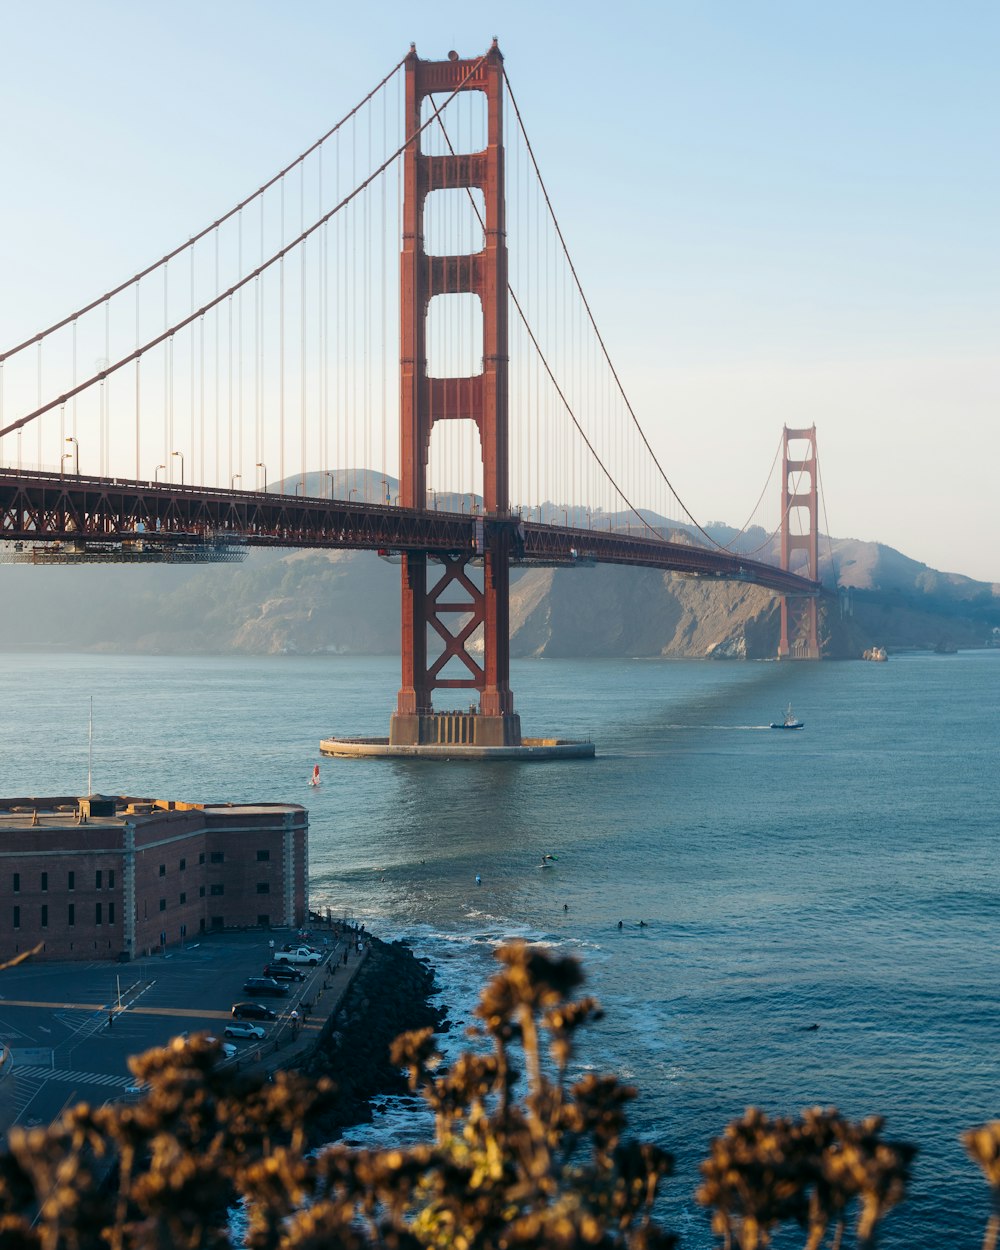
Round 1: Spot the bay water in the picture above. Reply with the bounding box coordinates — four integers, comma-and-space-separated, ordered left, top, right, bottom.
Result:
1, 649, 997, 1246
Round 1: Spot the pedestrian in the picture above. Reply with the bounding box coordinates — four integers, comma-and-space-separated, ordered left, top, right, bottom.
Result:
343, 949, 348, 966
107, 1012, 113, 1029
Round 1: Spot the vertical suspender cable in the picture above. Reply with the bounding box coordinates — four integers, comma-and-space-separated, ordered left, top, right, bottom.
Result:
189, 243, 196, 485
279, 177, 286, 489
238, 209, 244, 489
381, 82, 387, 497
135, 283, 141, 479
36, 340, 42, 470
300, 161, 307, 493
214, 229, 220, 487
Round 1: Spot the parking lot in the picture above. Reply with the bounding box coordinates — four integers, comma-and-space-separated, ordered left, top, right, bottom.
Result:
0, 929, 351, 1132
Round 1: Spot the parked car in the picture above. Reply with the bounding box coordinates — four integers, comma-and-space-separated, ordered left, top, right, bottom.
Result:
263, 963, 306, 982
242, 976, 290, 997
273, 948, 322, 966
231, 1002, 278, 1021
206, 1036, 238, 1060
280, 943, 323, 955
224, 1021, 266, 1039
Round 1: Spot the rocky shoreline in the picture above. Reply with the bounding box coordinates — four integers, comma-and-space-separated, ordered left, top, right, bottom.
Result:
295, 935, 445, 1143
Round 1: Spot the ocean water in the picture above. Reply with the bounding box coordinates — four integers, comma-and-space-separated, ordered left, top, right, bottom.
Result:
1, 649, 998, 1247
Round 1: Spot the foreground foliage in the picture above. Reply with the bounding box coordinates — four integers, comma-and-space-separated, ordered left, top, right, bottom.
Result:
0, 943, 997, 1249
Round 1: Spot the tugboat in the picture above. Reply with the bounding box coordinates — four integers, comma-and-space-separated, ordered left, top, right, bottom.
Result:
770, 703, 804, 730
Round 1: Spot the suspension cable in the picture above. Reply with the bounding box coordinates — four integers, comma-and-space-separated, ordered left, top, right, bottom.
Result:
503, 69, 763, 553
817, 452, 839, 588
0, 54, 489, 443
0, 56, 408, 365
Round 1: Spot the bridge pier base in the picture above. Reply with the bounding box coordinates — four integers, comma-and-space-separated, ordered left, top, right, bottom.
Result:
389, 711, 522, 748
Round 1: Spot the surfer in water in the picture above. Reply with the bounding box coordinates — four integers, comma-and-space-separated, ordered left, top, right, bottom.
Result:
475, 874, 482, 886
309, 764, 320, 787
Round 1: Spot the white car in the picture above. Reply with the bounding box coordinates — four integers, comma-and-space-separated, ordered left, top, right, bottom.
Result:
273, 948, 321, 966
224, 1022, 266, 1040
206, 1036, 238, 1060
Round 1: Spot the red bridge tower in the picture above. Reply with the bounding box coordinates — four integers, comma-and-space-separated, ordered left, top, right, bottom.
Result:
390, 42, 522, 747
777, 425, 820, 660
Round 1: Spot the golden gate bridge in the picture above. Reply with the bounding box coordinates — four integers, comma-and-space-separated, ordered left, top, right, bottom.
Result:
0, 42, 827, 755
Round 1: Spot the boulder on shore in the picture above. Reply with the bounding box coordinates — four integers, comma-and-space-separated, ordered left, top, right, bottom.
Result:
297, 936, 444, 1143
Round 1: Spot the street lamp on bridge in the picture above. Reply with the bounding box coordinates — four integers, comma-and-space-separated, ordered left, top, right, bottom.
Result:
171, 450, 184, 486
65, 436, 79, 475
325, 471, 335, 499
349, 487, 358, 503
154, 463, 166, 483
231, 473, 241, 489
256, 463, 267, 493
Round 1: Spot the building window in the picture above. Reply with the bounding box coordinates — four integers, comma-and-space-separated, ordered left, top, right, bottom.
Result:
41, 904, 48, 928
199, 886, 206, 898
256, 849, 270, 862
159, 898, 167, 912
199, 853, 205, 865
41, 872, 48, 892
257, 914, 270, 927
108, 870, 115, 889
256, 882, 270, 895
95, 870, 102, 890
179, 892, 187, 905
95, 903, 102, 925
13, 906, 20, 929
159, 864, 166, 877
179, 858, 186, 871
12, 873, 19, 894
68, 871, 75, 891
68, 903, 75, 927
209, 884, 224, 897
210, 852, 224, 864
211, 916, 224, 931
108, 902, 115, 924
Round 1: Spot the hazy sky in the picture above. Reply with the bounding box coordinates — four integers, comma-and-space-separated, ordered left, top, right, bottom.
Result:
1, 1, 997, 579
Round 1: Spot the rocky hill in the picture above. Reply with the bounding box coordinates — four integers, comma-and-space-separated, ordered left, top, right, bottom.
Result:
1, 539, 997, 659
1, 475, 997, 658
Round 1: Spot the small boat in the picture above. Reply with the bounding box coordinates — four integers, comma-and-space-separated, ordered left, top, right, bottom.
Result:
770, 704, 804, 730
309, 764, 321, 786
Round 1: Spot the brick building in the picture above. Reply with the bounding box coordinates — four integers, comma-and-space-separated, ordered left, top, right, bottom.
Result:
0, 794, 308, 962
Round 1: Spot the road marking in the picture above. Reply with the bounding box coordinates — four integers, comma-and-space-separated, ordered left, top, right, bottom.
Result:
14, 1066, 132, 1089
1, 1000, 233, 1021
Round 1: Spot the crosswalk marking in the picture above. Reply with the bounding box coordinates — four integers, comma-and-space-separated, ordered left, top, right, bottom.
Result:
14, 1065, 133, 1089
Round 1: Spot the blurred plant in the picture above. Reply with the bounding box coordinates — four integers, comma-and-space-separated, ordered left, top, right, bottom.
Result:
696, 1106, 916, 1250
5, 942, 999, 1250
963, 1122, 1000, 1250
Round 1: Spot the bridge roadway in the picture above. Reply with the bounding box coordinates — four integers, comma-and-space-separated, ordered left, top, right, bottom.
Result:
0, 468, 819, 597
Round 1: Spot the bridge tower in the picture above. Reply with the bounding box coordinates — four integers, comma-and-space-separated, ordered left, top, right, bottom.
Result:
777, 425, 820, 660
390, 42, 522, 747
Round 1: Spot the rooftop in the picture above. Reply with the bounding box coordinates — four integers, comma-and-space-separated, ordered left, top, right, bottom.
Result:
0, 795, 305, 832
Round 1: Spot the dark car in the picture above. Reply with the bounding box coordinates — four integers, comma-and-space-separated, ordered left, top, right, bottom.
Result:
231, 1002, 278, 1021
263, 963, 306, 982
242, 976, 290, 997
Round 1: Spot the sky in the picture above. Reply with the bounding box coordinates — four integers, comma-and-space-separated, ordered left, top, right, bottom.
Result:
1, 1, 997, 580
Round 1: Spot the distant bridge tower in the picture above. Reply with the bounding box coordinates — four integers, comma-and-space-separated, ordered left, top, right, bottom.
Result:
390, 41, 522, 747
777, 425, 820, 660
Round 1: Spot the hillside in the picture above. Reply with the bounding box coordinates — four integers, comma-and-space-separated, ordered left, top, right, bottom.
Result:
1, 524, 997, 658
